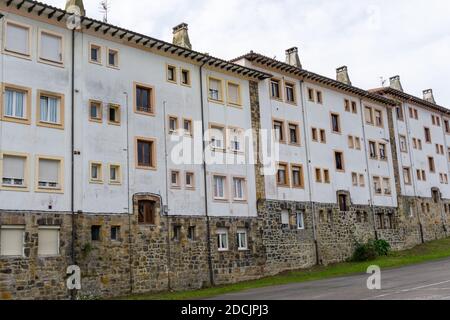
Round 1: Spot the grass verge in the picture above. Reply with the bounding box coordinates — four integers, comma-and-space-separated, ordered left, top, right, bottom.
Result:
118, 237, 450, 300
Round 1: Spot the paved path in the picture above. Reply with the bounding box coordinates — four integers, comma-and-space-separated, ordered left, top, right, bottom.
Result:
211, 258, 450, 300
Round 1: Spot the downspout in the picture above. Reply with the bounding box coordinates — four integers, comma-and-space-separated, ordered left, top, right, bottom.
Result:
403, 101, 424, 243
199, 58, 215, 286
0, 14, 4, 167
359, 98, 378, 240
299, 80, 319, 265
70, 28, 76, 300
439, 112, 449, 235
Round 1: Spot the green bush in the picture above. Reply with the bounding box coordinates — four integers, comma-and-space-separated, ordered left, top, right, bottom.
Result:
374, 239, 391, 256
352, 239, 391, 262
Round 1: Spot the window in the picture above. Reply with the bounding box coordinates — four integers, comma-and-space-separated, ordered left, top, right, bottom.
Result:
138, 200, 156, 225
108, 104, 120, 125
1, 153, 28, 189
417, 139, 423, 150
91, 226, 101, 241
38, 91, 64, 128
320, 129, 326, 143
89, 100, 102, 122
281, 210, 290, 225
108, 49, 119, 68
273, 120, 285, 143
185, 172, 195, 189
383, 178, 391, 195
134, 83, 154, 115
359, 174, 365, 187
277, 163, 289, 186
424, 127, 432, 143
0, 226, 24, 257
409, 108, 419, 120
37, 157, 62, 191
166, 65, 177, 83
374, 109, 383, 127
352, 172, 358, 186
373, 176, 382, 194
111, 226, 120, 241
365, 106, 373, 124
210, 125, 225, 150
288, 123, 300, 145
315, 168, 322, 183
39, 31, 63, 64
369, 141, 377, 159
428, 157, 435, 173
338, 195, 348, 212
348, 136, 355, 149
323, 169, 330, 183
448, 148, 450, 161
136, 138, 156, 169
270, 79, 281, 99
445, 120, 450, 134
316, 91, 323, 104
334, 151, 345, 171
229, 128, 243, 152
417, 169, 426, 181
232, 177, 246, 201
2, 85, 31, 123
285, 82, 296, 103
354, 137, 361, 150
227, 82, 241, 105
399, 135, 408, 153
379, 143, 387, 160
187, 226, 196, 241
296, 212, 305, 230
403, 167, 412, 185
168, 116, 179, 134
90, 162, 103, 183
4, 21, 30, 57
331, 113, 341, 133
351, 101, 358, 114
291, 165, 304, 188
307, 88, 315, 102
213, 175, 227, 199
396, 106, 404, 121
38, 227, 60, 256
208, 77, 223, 102
109, 164, 121, 184
173, 225, 181, 241
311, 128, 318, 142
237, 229, 248, 250
89, 44, 101, 64
217, 229, 229, 251
181, 69, 191, 86
170, 170, 180, 188
183, 119, 193, 136
344, 99, 350, 112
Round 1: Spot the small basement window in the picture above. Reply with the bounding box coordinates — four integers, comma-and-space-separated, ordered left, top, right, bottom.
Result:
91, 225, 101, 241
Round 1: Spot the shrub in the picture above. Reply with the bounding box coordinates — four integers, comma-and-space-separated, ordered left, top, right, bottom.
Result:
374, 239, 391, 256
352, 241, 378, 262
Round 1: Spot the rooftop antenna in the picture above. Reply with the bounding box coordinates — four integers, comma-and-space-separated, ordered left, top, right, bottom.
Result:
380, 76, 387, 87
99, 0, 111, 23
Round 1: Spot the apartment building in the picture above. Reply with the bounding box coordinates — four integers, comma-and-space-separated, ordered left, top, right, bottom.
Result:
0, 0, 449, 300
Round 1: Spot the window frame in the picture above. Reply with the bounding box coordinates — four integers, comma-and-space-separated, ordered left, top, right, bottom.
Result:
207, 76, 224, 103
166, 64, 178, 84
185, 171, 195, 190
108, 163, 122, 185
226, 81, 242, 107
276, 162, 290, 187
180, 68, 191, 87
296, 212, 305, 230
107, 104, 121, 125
316, 90, 323, 104
284, 81, 297, 105
168, 115, 179, 134
170, 170, 181, 189
1, 83, 32, 125
374, 109, 384, 128
35, 155, 64, 193
89, 161, 103, 184
399, 135, 408, 153
232, 176, 247, 202
89, 43, 102, 65
315, 168, 322, 183
216, 229, 229, 252
270, 78, 282, 101
36, 90, 65, 130
0, 151, 30, 192
209, 123, 226, 151
212, 174, 228, 201
88, 99, 103, 123
183, 118, 193, 136
38, 29, 64, 67
290, 164, 305, 189
330, 112, 341, 134
272, 118, 286, 144
288, 122, 300, 146
38, 226, 60, 257
424, 127, 432, 144
135, 137, 157, 170
133, 82, 155, 116
403, 167, 412, 185
107, 48, 119, 69
237, 229, 248, 251
365, 106, 374, 125
3, 20, 32, 59
334, 150, 345, 172
0, 225, 25, 257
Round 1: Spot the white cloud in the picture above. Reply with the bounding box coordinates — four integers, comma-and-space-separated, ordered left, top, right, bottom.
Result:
45, 0, 450, 106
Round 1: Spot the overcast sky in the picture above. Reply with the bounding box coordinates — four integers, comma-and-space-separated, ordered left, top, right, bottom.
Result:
47, 0, 450, 107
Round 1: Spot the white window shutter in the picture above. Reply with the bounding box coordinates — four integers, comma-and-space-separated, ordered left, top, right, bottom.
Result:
3, 155, 25, 180
0, 227, 24, 256
228, 84, 239, 103
6, 24, 29, 55
38, 228, 60, 256
39, 159, 59, 183
40, 32, 62, 62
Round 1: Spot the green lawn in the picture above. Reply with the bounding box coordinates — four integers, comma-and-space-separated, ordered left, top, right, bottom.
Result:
118, 237, 450, 300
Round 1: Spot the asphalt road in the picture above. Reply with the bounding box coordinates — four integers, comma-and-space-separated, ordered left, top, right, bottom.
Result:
211, 258, 450, 300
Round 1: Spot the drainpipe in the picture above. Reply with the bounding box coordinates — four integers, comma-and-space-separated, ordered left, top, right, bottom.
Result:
439, 112, 449, 235
0, 14, 4, 167
299, 80, 320, 265
359, 98, 378, 240
199, 58, 215, 286
403, 101, 425, 243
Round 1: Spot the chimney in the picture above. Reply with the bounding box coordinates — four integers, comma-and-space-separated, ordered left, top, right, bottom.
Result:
336, 66, 352, 86
423, 89, 436, 104
172, 23, 192, 50
65, 0, 86, 16
285, 47, 302, 68
389, 75, 404, 92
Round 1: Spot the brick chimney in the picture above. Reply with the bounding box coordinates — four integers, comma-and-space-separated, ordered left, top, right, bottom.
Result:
423, 89, 436, 104
65, 0, 85, 16
173, 23, 192, 50
389, 75, 404, 92
336, 66, 352, 86
285, 47, 302, 68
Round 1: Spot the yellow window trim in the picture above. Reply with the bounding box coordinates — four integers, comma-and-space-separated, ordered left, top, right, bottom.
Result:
133, 82, 156, 116
290, 163, 305, 189
89, 161, 103, 184
106, 48, 120, 69
108, 163, 122, 185
107, 104, 121, 126
0, 83, 32, 125
37, 28, 65, 68
0, 151, 30, 192
3, 20, 32, 60
226, 81, 242, 107
207, 76, 224, 104
89, 43, 103, 65
35, 155, 64, 194
88, 99, 103, 123
135, 136, 157, 170
166, 64, 178, 84
269, 78, 283, 102
185, 171, 195, 190
36, 90, 65, 130
284, 80, 297, 105
180, 68, 192, 87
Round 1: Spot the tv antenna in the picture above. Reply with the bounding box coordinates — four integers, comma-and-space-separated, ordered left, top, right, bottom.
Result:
99, 0, 111, 23
380, 76, 387, 87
